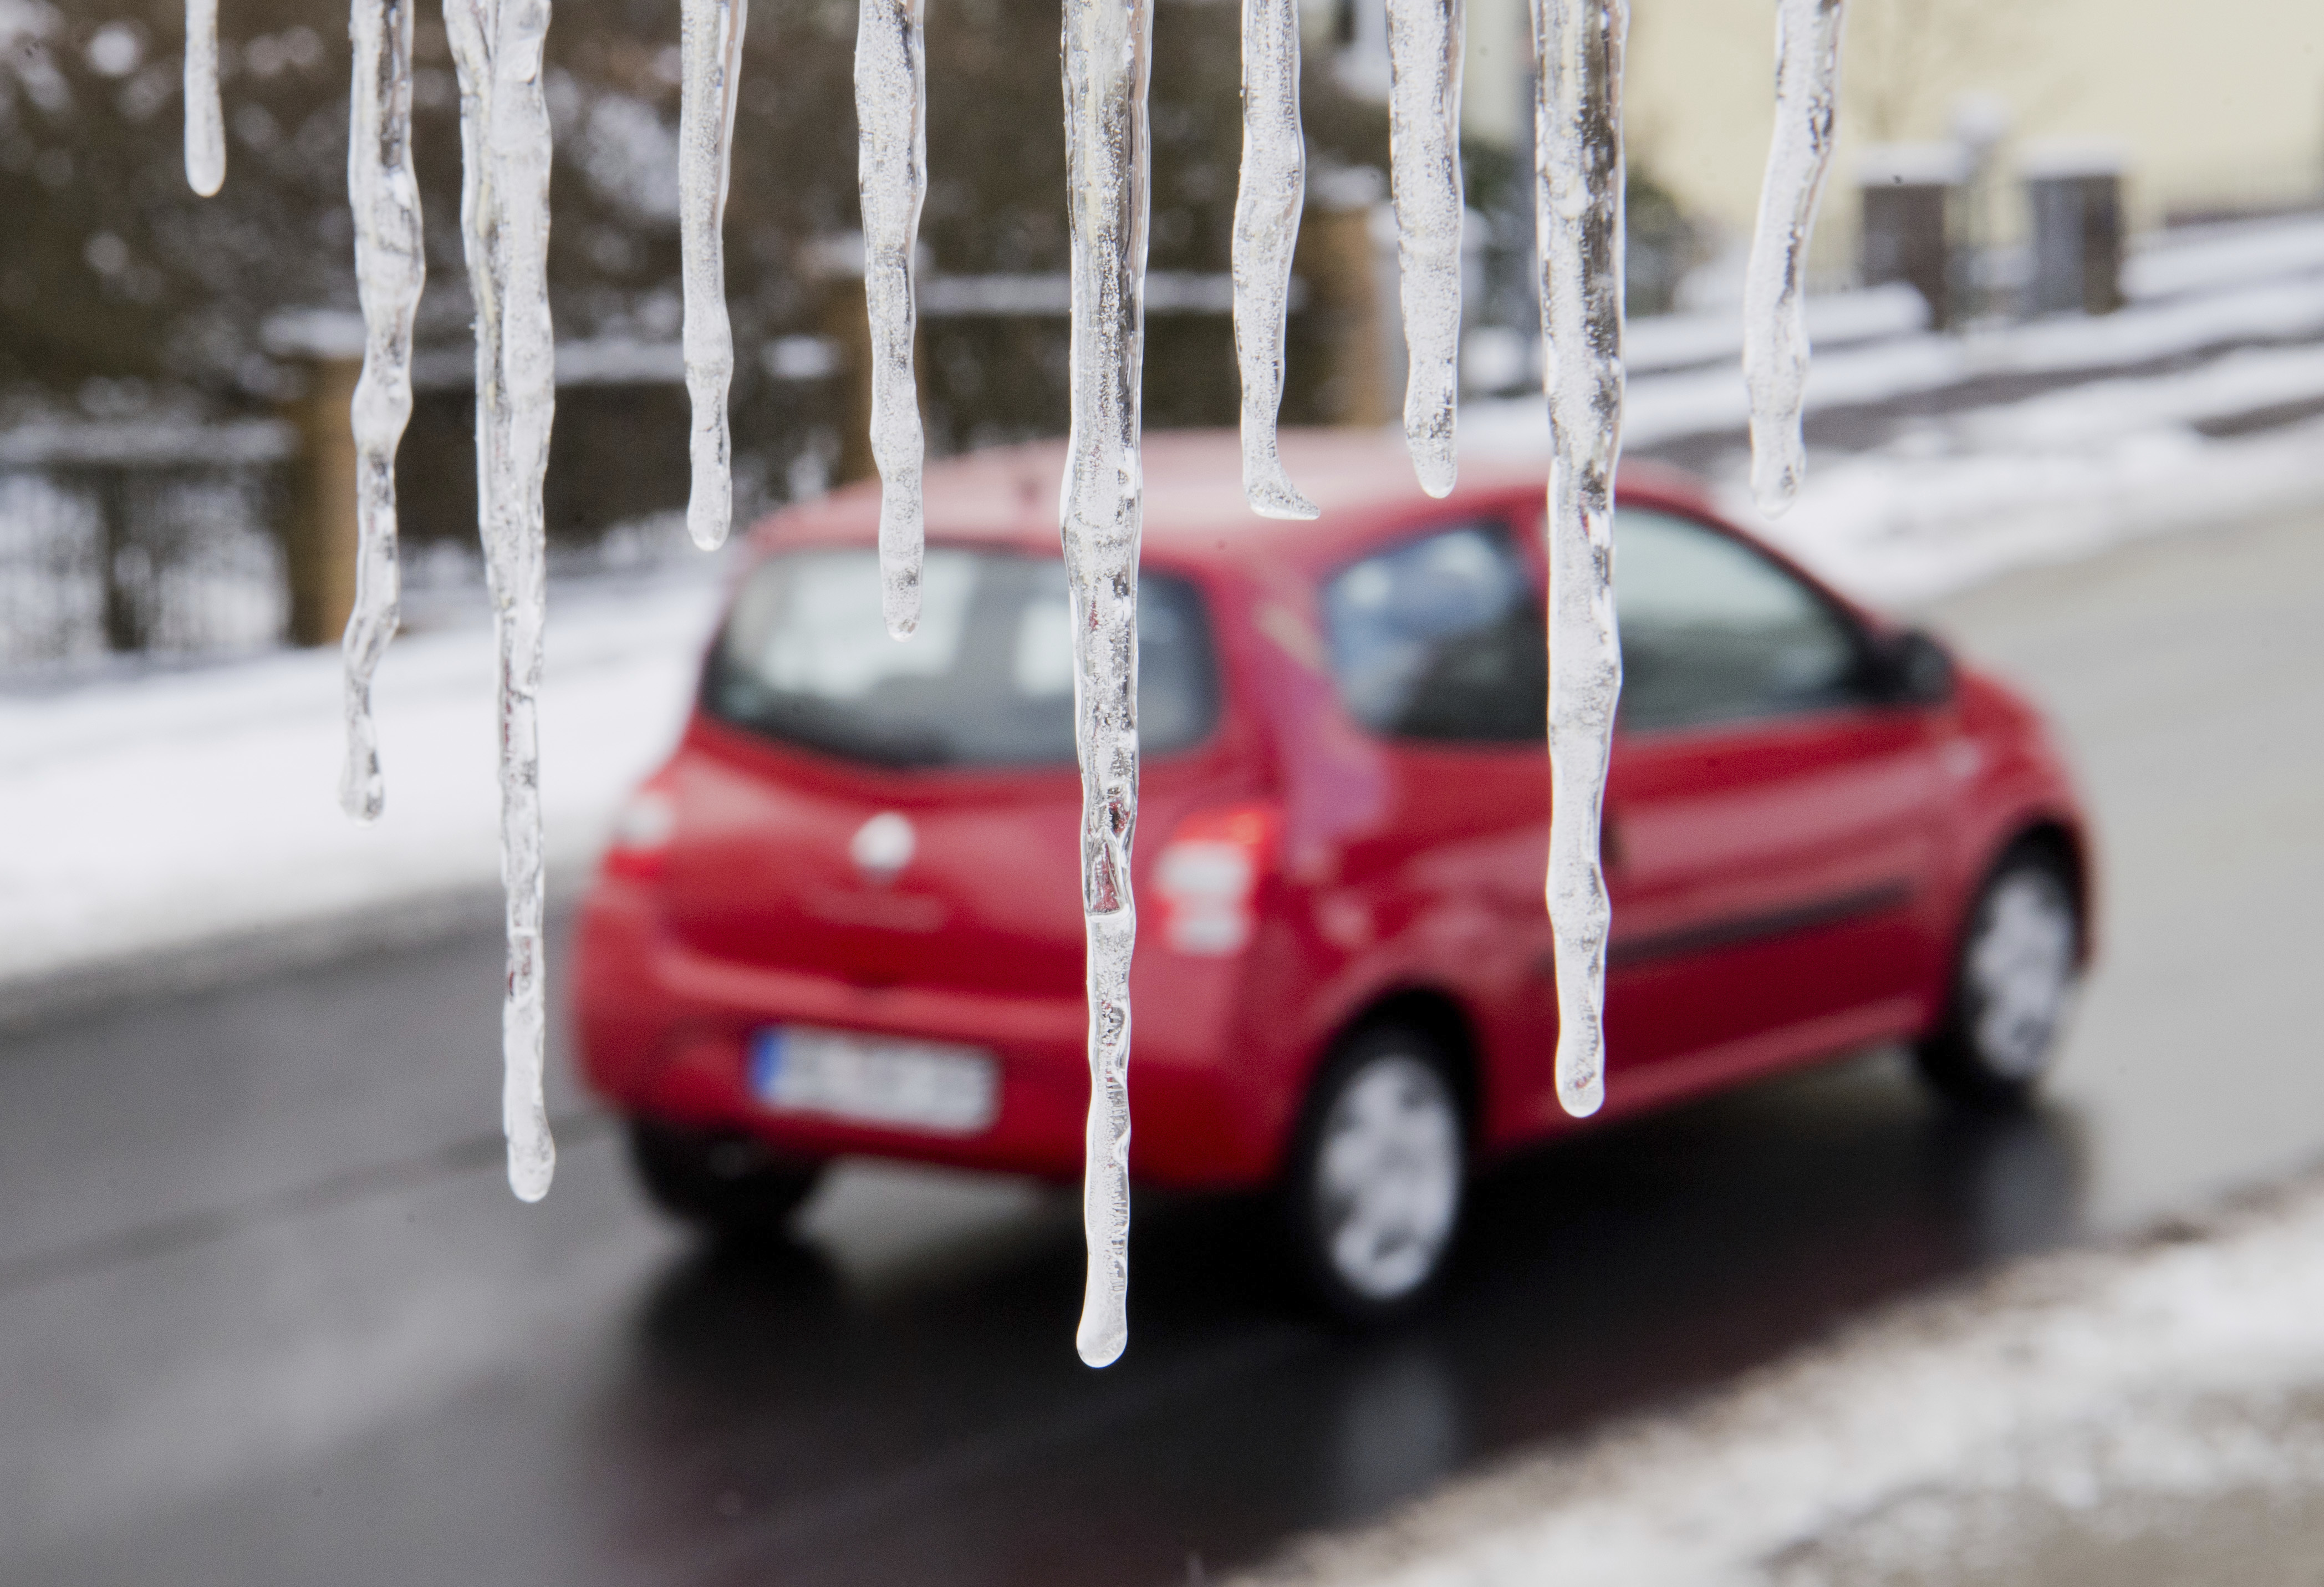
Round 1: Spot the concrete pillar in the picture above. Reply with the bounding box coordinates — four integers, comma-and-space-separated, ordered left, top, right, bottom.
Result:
265, 312, 368, 648
1858, 144, 1968, 331
2023, 146, 2125, 317
1292, 166, 1398, 426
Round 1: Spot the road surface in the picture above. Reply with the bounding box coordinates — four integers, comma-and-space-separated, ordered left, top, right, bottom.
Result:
1, 505, 2317, 1586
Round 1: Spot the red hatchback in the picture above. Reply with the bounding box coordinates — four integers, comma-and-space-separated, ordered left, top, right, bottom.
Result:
575, 430, 2092, 1318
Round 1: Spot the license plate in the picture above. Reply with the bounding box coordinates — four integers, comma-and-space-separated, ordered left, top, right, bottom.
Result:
747, 1025, 998, 1136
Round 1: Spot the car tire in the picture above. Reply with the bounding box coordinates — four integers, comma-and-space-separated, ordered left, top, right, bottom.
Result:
1281, 1024, 1467, 1325
1915, 845, 2083, 1111
627, 1119, 825, 1244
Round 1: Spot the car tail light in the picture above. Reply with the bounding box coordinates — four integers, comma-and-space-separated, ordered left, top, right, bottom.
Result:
603, 785, 677, 881
1153, 804, 1278, 957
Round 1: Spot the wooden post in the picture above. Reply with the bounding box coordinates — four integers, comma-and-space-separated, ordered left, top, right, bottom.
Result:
808, 233, 879, 486
1291, 167, 1397, 426
267, 312, 366, 648
2024, 146, 2125, 317
1858, 145, 1966, 331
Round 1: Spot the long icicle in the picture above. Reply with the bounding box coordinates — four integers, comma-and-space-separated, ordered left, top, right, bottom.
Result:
445, 0, 558, 1202
856, 0, 929, 635
184, 0, 225, 195
1742, 0, 1844, 516
340, 0, 427, 823
1386, 0, 1464, 497
1230, 0, 1316, 520
1061, 0, 1154, 1370
677, 0, 748, 552
1533, 0, 1626, 1118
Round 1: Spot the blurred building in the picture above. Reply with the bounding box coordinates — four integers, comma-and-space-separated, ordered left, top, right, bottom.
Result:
1625, 0, 2324, 273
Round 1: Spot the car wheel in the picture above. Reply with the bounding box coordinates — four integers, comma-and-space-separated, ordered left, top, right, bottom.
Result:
627, 1119, 825, 1243
1283, 1025, 1466, 1324
1915, 847, 2082, 1110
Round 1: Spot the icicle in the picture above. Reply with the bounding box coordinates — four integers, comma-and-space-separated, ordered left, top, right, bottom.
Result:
1532, 0, 1626, 1118
1385, 0, 1463, 497
184, 0, 225, 195
1742, 0, 1844, 517
445, 0, 558, 1203
340, 0, 427, 824
1229, 0, 1315, 520
855, 0, 929, 634
1060, 0, 1153, 1370
677, 0, 748, 552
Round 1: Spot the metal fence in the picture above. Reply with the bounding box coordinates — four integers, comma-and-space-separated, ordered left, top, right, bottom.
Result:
0, 421, 294, 672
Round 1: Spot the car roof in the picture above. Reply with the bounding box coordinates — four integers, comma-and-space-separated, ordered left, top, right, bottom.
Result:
750, 428, 1726, 574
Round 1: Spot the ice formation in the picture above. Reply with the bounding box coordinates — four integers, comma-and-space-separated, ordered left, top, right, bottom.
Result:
445, 0, 559, 1202
182, 0, 225, 195
1058, 0, 1154, 1370
678, 0, 748, 552
855, 0, 930, 634
340, 0, 427, 823
1229, 0, 1316, 520
1742, 0, 1844, 516
1532, 0, 1628, 1118
1385, 0, 1464, 497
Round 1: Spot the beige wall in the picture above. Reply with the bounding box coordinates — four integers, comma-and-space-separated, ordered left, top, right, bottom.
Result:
1628, 0, 2324, 267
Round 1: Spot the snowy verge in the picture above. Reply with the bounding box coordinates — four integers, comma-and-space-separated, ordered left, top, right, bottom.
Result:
1230, 1171, 2324, 1587
0, 578, 720, 996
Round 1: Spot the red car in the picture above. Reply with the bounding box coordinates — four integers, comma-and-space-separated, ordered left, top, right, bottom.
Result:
575, 430, 2092, 1319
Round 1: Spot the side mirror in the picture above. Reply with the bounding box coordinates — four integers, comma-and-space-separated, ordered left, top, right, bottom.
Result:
1862, 627, 1955, 707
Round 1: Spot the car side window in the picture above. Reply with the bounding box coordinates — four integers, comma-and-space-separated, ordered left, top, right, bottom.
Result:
1615, 507, 1861, 733
1323, 523, 1546, 742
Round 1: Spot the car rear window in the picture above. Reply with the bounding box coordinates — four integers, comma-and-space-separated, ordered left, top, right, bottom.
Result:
703, 547, 1220, 768
1322, 522, 1546, 742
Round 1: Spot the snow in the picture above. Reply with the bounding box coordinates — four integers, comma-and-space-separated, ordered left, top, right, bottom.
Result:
2124, 211, 2324, 301
1230, 0, 1316, 518
1741, 0, 1843, 515
677, 0, 748, 552
1623, 283, 1924, 377
1228, 1174, 2324, 1587
1384, 0, 1463, 497
1531, 0, 1627, 1119
1465, 223, 2324, 470
855, 0, 930, 635
0, 578, 715, 994
1058, 0, 1154, 1369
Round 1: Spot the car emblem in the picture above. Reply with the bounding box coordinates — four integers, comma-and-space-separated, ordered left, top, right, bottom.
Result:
849, 811, 916, 885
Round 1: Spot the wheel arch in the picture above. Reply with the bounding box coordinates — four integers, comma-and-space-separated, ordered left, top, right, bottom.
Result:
1316, 985, 1488, 1147
1993, 816, 2094, 967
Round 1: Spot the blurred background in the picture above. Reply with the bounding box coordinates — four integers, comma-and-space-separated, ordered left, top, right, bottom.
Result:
2, 0, 2323, 1582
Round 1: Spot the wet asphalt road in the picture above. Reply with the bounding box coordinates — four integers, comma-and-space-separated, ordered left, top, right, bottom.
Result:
2, 508, 2319, 1587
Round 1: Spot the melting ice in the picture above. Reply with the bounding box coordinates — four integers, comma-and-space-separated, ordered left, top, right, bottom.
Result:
1059, 0, 1155, 1369
445, 0, 560, 1202
1743, 0, 1845, 516
679, 0, 748, 552
1230, 0, 1316, 520
1532, 0, 1628, 1118
856, 0, 930, 635
183, 0, 224, 195
340, 0, 427, 823
1385, 0, 1463, 497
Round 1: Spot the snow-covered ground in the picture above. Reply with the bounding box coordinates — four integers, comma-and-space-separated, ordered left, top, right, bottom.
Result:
1229, 1173, 2324, 1587
3, 211, 2323, 993
0, 576, 719, 990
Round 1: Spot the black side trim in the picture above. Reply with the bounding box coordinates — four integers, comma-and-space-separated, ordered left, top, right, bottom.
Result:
1608, 880, 1917, 969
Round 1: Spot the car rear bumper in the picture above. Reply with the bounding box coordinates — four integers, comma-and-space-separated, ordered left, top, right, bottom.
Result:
574, 881, 1284, 1189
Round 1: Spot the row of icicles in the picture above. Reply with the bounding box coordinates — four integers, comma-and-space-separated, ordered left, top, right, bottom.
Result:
183, 0, 1846, 1366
